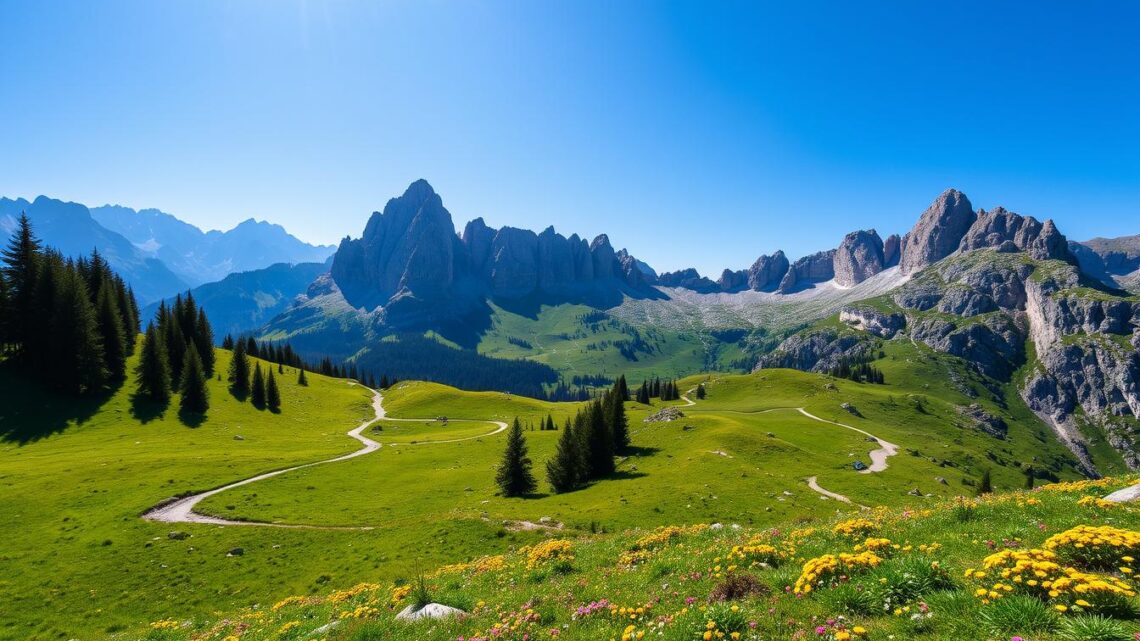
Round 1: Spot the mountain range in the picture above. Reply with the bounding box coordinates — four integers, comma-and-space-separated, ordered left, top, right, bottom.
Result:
232, 180, 1137, 474
0, 196, 334, 303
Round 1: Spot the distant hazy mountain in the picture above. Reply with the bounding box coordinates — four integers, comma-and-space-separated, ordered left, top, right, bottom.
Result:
141, 260, 331, 339
91, 204, 335, 286
0, 196, 188, 304
1070, 234, 1140, 293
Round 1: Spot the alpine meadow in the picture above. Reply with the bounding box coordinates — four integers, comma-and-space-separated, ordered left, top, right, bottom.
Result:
2, 3, 1139, 641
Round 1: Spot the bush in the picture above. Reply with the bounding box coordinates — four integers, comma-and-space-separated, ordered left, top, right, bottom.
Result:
823, 582, 877, 616
1057, 614, 1135, 641
870, 557, 956, 611
979, 595, 1059, 635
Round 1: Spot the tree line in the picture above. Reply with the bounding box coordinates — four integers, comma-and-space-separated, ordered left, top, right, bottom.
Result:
634, 377, 681, 403
0, 215, 139, 395
222, 334, 400, 391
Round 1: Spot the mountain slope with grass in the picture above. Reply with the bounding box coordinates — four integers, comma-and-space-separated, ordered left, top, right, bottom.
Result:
143, 476, 1140, 641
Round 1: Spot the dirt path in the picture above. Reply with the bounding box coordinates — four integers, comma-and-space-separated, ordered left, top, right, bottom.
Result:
142, 384, 507, 528
795, 409, 898, 474
684, 403, 898, 504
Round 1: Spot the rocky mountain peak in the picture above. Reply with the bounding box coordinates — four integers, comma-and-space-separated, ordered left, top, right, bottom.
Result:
899, 188, 976, 275
833, 229, 885, 287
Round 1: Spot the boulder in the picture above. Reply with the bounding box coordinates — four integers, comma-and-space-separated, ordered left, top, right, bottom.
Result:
1104, 484, 1140, 503
395, 603, 467, 621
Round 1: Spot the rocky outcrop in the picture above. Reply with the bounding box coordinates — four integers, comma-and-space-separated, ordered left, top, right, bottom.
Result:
756, 329, 872, 373
590, 234, 616, 280
747, 251, 790, 291
839, 306, 905, 338
657, 268, 720, 293
778, 250, 836, 293
883, 234, 901, 267
488, 227, 540, 298
957, 404, 1009, 439
899, 189, 976, 275
717, 269, 747, 292
959, 207, 1072, 262
833, 230, 885, 287
909, 314, 1025, 380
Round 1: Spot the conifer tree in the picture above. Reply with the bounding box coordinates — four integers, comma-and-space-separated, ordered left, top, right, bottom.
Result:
95, 285, 128, 380
616, 374, 630, 401
228, 338, 251, 396
222, 334, 234, 350
298, 368, 308, 386
584, 400, 615, 478
53, 268, 106, 394
606, 386, 630, 453
1024, 467, 1035, 490
194, 308, 215, 376
546, 420, 582, 493
178, 345, 209, 414
115, 276, 139, 353
1, 214, 41, 354
163, 308, 186, 383
496, 418, 536, 497
136, 322, 171, 403
251, 363, 266, 408
696, 383, 707, 400
0, 275, 8, 346
266, 369, 281, 412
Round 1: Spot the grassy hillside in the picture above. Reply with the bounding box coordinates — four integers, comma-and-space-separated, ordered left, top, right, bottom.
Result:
0, 337, 1087, 640
147, 477, 1140, 641
0, 348, 374, 640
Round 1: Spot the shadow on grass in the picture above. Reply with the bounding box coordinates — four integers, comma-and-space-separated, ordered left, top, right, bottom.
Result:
0, 365, 119, 444
129, 393, 168, 423
608, 469, 648, 481
177, 409, 207, 427
622, 445, 662, 457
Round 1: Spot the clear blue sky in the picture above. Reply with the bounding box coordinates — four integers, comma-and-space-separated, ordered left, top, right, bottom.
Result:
1, 1, 1137, 275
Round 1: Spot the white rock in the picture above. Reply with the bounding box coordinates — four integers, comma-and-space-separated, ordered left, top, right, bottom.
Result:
396, 603, 467, 621
1104, 483, 1140, 503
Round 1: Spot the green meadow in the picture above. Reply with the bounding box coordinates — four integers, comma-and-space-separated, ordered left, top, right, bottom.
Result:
0, 338, 1087, 640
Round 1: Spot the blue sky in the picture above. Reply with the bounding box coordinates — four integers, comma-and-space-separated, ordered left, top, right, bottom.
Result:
0, 1, 1136, 275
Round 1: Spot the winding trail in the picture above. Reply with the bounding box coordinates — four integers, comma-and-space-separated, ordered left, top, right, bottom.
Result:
142, 385, 508, 528
677, 393, 897, 506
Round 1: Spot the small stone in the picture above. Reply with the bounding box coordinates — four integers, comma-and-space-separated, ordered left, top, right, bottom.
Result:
167, 531, 189, 540
853, 461, 868, 471
233, 435, 244, 441
226, 547, 244, 557
935, 476, 948, 485
539, 516, 553, 524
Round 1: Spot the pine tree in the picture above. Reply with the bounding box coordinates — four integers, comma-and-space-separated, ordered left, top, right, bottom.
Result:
495, 418, 536, 497
0, 275, 8, 346
977, 468, 993, 496
222, 334, 234, 350
1, 213, 41, 354
266, 369, 281, 412
95, 285, 128, 380
163, 308, 186, 384
636, 381, 650, 404
546, 420, 582, 493
228, 338, 251, 396
178, 345, 209, 414
298, 368, 308, 386
250, 363, 267, 408
114, 276, 138, 353
616, 374, 630, 401
194, 308, 215, 376
583, 400, 615, 478
696, 383, 707, 400
53, 268, 106, 394
606, 387, 630, 453
1024, 467, 1035, 490
136, 322, 172, 403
